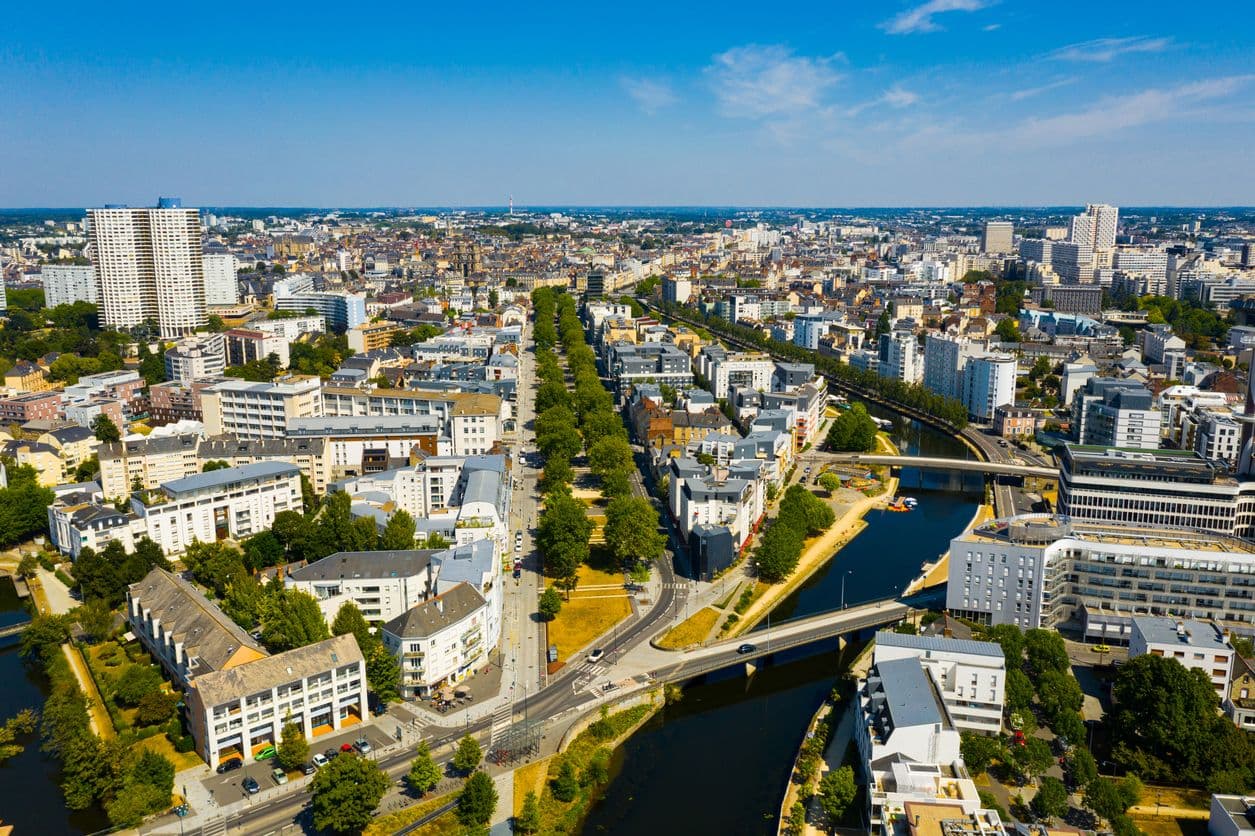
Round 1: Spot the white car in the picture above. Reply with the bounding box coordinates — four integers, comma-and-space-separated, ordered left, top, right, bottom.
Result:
586, 648, 605, 664
515, 542, 523, 552
312, 753, 329, 768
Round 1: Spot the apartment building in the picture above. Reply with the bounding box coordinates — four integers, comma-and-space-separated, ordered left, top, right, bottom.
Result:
705, 351, 774, 399
202, 253, 238, 306
196, 434, 332, 495
923, 334, 985, 401
89, 199, 207, 337
164, 334, 226, 385
201, 376, 324, 440
1130, 616, 1233, 697
98, 433, 201, 498
286, 550, 438, 623
381, 582, 491, 699
1072, 378, 1162, 449
287, 415, 440, 478
347, 320, 404, 353
224, 328, 290, 369
128, 569, 367, 769
41, 265, 98, 307
961, 354, 1016, 421
250, 315, 325, 341
0, 391, 62, 423
872, 632, 1005, 735
319, 388, 505, 456
273, 280, 366, 332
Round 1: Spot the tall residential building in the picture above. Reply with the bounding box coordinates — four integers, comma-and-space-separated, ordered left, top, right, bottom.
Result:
200, 376, 323, 440
164, 334, 226, 385
1051, 241, 1094, 284
1069, 203, 1119, 251
923, 334, 984, 401
89, 198, 207, 338
42, 265, 98, 307
273, 279, 366, 332
877, 331, 923, 384
202, 253, 238, 306
1071, 378, 1161, 449
981, 221, 1013, 254
960, 354, 1016, 421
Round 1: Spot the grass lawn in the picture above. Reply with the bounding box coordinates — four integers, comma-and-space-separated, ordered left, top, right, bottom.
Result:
132, 733, 202, 772
363, 790, 459, 836
513, 757, 552, 817
656, 607, 720, 649
545, 568, 632, 663
714, 583, 740, 611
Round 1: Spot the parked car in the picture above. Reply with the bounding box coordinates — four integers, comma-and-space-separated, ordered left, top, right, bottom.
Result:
324, 747, 340, 762
312, 753, 329, 769
586, 648, 605, 664
216, 758, 243, 774
242, 777, 260, 794
353, 737, 372, 755
272, 768, 289, 785
255, 745, 276, 760
300, 762, 316, 776
340, 742, 356, 753
513, 568, 521, 579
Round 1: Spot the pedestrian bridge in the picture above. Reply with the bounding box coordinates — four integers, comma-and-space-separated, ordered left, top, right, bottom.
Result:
813, 453, 1055, 479
646, 597, 918, 683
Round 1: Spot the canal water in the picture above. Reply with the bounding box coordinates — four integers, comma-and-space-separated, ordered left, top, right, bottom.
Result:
0, 577, 109, 834
581, 409, 980, 835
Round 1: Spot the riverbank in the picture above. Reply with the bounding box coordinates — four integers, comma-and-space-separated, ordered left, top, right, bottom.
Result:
727, 478, 897, 639
903, 501, 993, 597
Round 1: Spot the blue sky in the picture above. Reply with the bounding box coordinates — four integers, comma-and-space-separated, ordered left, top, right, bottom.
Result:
2, 1, 1252, 207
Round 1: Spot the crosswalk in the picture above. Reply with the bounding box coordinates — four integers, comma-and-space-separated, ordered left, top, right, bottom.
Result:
199, 816, 226, 836
488, 702, 513, 746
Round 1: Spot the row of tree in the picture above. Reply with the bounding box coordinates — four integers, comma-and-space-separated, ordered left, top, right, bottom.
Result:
652, 299, 969, 430
825, 402, 879, 452
755, 485, 836, 582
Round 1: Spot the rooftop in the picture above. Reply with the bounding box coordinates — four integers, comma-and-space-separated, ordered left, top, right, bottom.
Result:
874, 657, 944, 731
875, 630, 1005, 661
288, 550, 438, 582
381, 582, 486, 639
1132, 616, 1232, 651
965, 514, 1255, 555
191, 633, 363, 708
162, 460, 299, 496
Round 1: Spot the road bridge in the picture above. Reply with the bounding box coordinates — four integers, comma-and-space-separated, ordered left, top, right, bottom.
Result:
811, 453, 1055, 479
0, 621, 30, 639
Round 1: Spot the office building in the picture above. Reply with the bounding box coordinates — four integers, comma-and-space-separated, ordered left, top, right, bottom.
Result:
1041, 284, 1103, 316
41, 265, 98, 307
126, 568, 367, 769
960, 354, 1016, 421
948, 513, 1255, 640
1069, 203, 1119, 251
164, 334, 226, 385
89, 199, 207, 337
201, 376, 323, 440
202, 253, 238, 306
1129, 617, 1233, 697
872, 632, 1005, 735
981, 221, 1013, 254
1071, 378, 1161, 449
273, 279, 366, 332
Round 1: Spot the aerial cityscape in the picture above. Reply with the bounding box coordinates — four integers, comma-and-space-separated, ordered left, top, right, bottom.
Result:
3, 3, 1255, 836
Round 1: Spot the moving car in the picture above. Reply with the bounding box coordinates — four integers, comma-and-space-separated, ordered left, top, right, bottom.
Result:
272, 768, 289, 785
586, 648, 605, 664
242, 777, 260, 794
216, 758, 243, 774
736, 643, 757, 654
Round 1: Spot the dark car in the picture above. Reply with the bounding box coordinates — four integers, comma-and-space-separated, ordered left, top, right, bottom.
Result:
300, 762, 316, 776
513, 568, 521, 579
736, 643, 757, 654
242, 776, 260, 794
324, 747, 340, 762
216, 758, 243, 774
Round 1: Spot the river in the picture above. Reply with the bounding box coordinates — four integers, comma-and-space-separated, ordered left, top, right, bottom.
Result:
581, 407, 980, 835
0, 578, 109, 835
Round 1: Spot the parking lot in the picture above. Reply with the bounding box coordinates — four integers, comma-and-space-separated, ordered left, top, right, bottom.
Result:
196, 722, 396, 803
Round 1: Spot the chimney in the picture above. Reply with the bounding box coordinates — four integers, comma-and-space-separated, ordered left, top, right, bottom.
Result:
435, 597, 444, 614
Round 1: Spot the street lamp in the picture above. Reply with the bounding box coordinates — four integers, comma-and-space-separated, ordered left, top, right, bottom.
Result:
840, 570, 853, 610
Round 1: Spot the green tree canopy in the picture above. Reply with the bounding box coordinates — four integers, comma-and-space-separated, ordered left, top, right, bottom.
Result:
276, 718, 310, 770
380, 509, 417, 550
456, 770, 498, 828
407, 741, 441, 795
310, 752, 390, 834
826, 402, 878, 452
818, 765, 857, 823
452, 734, 482, 774
538, 587, 563, 621
604, 495, 666, 569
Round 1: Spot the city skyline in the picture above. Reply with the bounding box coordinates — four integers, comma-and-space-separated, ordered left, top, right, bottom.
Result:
3, 1, 1254, 207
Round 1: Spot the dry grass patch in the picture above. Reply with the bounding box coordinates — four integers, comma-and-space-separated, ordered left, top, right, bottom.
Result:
132, 732, 202, 772
363, 790, 459, 836
545, 564, 631, 662
513, 756, 552, 817
1131, 818, 1209, 836
656, 607, 720, 649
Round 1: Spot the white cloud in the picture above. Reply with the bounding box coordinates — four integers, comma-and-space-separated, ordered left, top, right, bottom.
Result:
1048, 36, 1171, 63
880, 0, 991, 35
882, 85, 920, 108
1006, 75, 1252, 145
983, 23, 1001, 31
706, 44, 842, 118
1008, 77, 1076, 101
620, 77, 678, 115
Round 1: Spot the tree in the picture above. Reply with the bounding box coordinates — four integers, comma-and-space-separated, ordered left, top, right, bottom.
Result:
347, 516, 378, 552
960, 731, 1003, 777
260, 587, 331, 651
1010, 736, 1054, 780
1067, 747, 1098, 789
818, 472, 841, 494
604, 496, 666, 569
537, 492, 593, 580
1032, 775, 1068, 821
91, 413, 121, 442
380, 510, 416, 550
331, 601, 374, 651
818, 765, 857, 823
310, 752, 390, 834
452, 733, 482, 774
135, 690, 179, 726
995, 317, 1021, 343
366, 643, 400, 704
538, 586, 563, 621
201, 459, 231, 472
1024, 628, 1069, 678
0, 464, 55, 548
183, 540, 248, 598
407, 742, 441, 795
277, 719, 309, 771
241, 530, 284, 571
539, 456, 574, 494
826, 402, 878, 452
588, 436, 633, 479
984, 624, 1024, 665
457, 770, 498, 828
551, 757, 579, 802
516, 790, 541, 834
113, 665, 163, 706
1085, 777, 1135, 824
